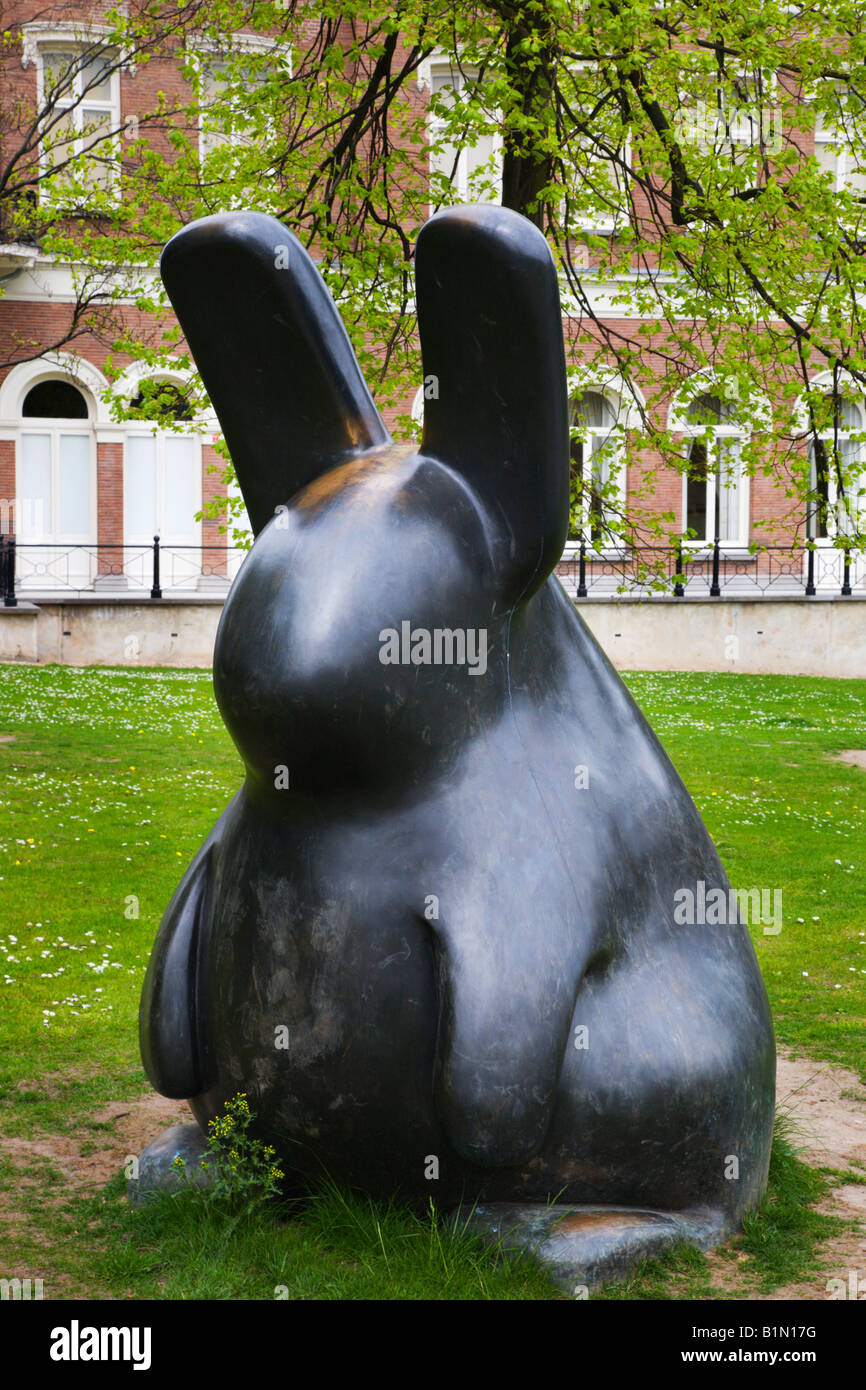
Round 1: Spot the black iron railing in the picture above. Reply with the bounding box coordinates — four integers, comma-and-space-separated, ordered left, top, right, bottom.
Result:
557, 538, 864, 598
0, 537, 248, 601
1, 533, 16, 607
0, 534, 863, 602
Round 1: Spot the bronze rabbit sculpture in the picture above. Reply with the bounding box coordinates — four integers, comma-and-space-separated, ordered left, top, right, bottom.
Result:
141, 204, 775, 1238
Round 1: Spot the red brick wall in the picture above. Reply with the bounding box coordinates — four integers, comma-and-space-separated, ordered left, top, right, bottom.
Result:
96, 440, 123, 574
0, 441, 15, 533
0, 3, 827, 567
0, 298, 817, 560
201, 441, 227, 576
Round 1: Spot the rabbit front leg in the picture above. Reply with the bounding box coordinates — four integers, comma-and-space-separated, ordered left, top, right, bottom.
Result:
421, 772, 597, 1170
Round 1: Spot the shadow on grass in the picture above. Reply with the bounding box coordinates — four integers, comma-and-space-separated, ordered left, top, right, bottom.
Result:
77, 1115, 845, 1302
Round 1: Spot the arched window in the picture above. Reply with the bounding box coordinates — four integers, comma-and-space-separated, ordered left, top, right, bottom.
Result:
807, 395, 864, 540
128, 382, 193, 422
569, 390, 621, 544
17, 377, 93, 543
682, 393, 745, 545
22, 380, 89, 419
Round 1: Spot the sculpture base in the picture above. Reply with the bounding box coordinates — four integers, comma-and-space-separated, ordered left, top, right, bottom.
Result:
127, 1122, 210, 1206
127, 1125, 731, 1293
456, 1202, 730, 1294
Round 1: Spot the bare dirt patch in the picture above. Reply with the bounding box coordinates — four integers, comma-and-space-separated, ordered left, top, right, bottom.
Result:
747, 1053, 866, 1301
775, 1053, 866, 1168
0, 1084, 190, 1297
829, 749, 866, 771
89, 1093, 192, 1186
2, 1091, 189, 1193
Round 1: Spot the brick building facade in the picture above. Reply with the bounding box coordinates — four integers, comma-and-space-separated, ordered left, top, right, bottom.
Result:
0, 4, 862, 602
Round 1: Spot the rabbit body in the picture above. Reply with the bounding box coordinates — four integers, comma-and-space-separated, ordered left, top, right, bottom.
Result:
141, 206, 775, 1224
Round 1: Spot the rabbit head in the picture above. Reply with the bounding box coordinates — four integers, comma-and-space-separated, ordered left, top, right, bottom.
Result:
160, 206, 572, 804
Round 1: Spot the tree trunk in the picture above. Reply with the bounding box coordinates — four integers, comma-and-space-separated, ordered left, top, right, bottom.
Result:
499, 7, 556, 228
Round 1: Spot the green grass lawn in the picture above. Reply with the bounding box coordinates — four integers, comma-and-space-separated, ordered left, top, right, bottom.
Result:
626, 670, 866, 1078
0, 664, 863, 1299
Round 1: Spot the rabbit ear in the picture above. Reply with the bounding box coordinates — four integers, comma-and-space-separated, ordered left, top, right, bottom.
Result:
415, 205, 570, 603
160, 212, 390, 535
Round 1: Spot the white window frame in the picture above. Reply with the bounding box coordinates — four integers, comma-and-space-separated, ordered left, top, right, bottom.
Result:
123, 416, 203, 593
18, 412, 96, 545
29, 31, 124, 207
680, 401, 749, 550
112, 364, 219, 591
12, 371, 99, 595
806, 398, 866, 543
121, 375, 204, 553
566, 389, 627, 552
714, 67, 779, 153
124, 429, 202, 543
186, 34, 292, 167
563, 61, 631, 236
422, 55, 503, 214
813, 83, 866, 196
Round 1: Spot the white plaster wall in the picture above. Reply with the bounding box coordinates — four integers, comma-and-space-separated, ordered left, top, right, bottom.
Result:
0, 601, 222, 668
0, 596, 864, 678
576, 597, 866, 679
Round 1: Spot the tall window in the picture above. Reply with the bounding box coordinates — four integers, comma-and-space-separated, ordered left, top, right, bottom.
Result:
807, 396, 865, 541
198, 57, 278, 161
199, 59, 240, 160
189, 38, 288, 211
124, 384, 200, 555
560, 63, 630, 235
814, 85, 866, 197
428, 60, 501, 208
682, 394, 745, 544
37, 44, 121, 203
715, 68, 778, 159
18, 380, 93, 542
569, 391, 621, 544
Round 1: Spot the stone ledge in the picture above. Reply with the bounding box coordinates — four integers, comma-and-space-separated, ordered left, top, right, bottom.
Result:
460, 1201, 730, 1293
0, 602, 40, 615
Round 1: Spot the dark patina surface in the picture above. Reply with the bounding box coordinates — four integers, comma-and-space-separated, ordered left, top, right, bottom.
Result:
139, 204, 775, 1256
